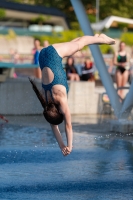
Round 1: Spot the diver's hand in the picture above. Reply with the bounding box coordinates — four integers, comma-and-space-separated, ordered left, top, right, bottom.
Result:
66, 146, 73, 153
61, 146, 71, 156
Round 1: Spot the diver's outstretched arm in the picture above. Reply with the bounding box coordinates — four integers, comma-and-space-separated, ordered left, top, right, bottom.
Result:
59, 98, 73, 152
50, 124, 70, 156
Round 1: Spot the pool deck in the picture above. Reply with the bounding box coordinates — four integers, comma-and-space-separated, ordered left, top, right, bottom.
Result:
0, 78, 106, 115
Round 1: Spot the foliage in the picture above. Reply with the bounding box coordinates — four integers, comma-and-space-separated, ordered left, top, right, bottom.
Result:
9, 0, 21, 2
33, 30, 84, 45
88, 14, 96, 23
120, 32, 133, 46
0, 29, 17, 40
99, 45, 114, 54
31, 15, 50, 25
10, 0, 133, 23
100, 0, 133, 19
70, 22, 81, 30
0, 9, 6, 19
6, 29, 17, 40
117, 22, 128, 29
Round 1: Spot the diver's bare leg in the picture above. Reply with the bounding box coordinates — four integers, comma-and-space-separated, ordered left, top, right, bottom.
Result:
53, 34, 115, 58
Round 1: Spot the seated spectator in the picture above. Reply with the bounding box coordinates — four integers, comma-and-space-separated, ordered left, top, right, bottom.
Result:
81, 58, 95, 81
65, 56, 80, 81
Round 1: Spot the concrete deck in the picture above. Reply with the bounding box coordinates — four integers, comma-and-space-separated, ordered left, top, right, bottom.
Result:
0, 78, 104, 115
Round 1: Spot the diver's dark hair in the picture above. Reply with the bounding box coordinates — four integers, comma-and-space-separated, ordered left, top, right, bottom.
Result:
29, 78, 63, 125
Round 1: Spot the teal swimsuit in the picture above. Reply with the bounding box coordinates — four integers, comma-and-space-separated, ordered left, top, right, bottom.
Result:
39, 45, 69, 103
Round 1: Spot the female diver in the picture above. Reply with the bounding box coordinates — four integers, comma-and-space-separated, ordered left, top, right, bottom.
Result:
29, 34, 115, 156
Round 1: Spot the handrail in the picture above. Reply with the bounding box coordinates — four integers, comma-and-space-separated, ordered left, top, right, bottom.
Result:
0, 62, 38, 68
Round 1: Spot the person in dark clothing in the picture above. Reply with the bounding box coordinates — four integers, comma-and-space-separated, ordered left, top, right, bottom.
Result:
65, 56, 80, 81
81, 58, 95, 81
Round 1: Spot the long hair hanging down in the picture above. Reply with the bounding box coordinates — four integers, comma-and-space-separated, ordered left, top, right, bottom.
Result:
29, 77, 64, 125
29, 77, 46, 109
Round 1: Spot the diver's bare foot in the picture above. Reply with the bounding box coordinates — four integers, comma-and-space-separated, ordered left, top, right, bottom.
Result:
99, 34, 115, 45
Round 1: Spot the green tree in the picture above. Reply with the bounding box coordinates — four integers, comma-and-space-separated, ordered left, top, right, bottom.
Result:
120, 33, 133, 46
0, 9, 6, 19
31, 15, 47, 25
10, 0, 96, 25
10, 0, 133, 28
100, 0, 133, 19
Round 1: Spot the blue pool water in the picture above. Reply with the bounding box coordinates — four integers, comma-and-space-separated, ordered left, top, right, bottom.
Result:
0, 115, 133, 200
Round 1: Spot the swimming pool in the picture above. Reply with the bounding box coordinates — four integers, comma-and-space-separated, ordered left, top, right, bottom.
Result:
0, 115, 133, 200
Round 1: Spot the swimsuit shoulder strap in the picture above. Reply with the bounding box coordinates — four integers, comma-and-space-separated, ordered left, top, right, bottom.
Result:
45, 89, 54, 104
